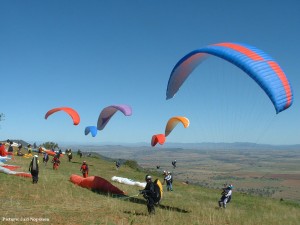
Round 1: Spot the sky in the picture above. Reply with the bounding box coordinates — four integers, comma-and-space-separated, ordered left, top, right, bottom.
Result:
0, 0, 299, 145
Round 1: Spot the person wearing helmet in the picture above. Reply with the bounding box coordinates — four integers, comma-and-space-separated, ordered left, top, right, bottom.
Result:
29, 155, 39, 184
139, 175, 156, 215
218, 184, 233, 208
80, 161, 89, 178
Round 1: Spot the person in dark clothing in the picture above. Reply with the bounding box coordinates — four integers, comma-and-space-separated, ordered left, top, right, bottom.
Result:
29, 155, 39, 184
139, 175, 156, 215
77, 149, 83, 158
55, 149, 62, 159
172, 160, 177, 169
18, 143, 22, 152
67, 149, 73, 162
8, 142, 13, 153
43, 152, 49, 166
115, 160, 121, 170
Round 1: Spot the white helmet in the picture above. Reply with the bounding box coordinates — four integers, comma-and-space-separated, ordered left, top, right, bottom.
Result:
145, 175, 152, 181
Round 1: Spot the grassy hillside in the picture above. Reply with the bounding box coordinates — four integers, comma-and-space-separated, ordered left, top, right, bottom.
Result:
1, 153, 299, 225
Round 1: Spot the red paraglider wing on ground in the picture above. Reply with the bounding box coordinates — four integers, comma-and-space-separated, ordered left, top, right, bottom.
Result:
2, 165, 21, 171
70, 174, 125, 195
14, 173, 32, 178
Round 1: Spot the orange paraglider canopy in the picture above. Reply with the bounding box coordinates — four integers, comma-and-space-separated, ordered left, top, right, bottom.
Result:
165, 116, 190, 137
45, 107, 80, 125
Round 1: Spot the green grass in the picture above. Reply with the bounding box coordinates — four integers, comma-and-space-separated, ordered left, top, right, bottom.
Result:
1, 153, 300, 225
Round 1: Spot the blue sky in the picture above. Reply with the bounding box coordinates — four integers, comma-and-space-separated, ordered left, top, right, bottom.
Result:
1, 0, 299, 145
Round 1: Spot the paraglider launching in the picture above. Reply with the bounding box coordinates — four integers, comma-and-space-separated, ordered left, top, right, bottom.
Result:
166, 42, 293, 114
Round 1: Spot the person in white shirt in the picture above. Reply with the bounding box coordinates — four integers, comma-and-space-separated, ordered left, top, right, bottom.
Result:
163, 171, 173, 191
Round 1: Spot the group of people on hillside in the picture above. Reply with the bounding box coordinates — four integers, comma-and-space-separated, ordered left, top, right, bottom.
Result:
27, 147, 90, 183
25, 148, 233, 215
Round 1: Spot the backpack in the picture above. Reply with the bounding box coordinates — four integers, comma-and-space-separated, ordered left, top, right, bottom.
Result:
153, 179, 163, 204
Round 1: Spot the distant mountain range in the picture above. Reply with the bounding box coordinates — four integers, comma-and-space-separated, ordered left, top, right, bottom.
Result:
60, 141, 300, 151
159, 142, 300, 150
3, 140, 299, 151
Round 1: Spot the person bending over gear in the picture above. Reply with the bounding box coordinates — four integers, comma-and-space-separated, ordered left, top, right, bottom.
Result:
218, 184, 233, 208
139, 175, 156, 215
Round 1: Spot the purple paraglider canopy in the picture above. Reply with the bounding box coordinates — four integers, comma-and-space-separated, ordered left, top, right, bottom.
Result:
97, 104, 132, 130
